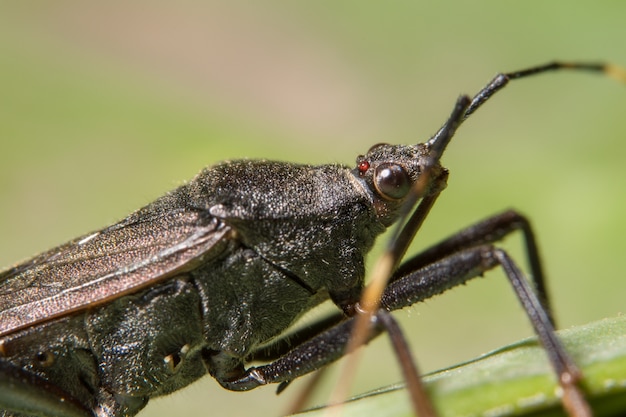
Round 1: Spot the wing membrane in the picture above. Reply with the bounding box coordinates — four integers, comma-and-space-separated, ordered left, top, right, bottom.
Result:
0, 207, 231, 337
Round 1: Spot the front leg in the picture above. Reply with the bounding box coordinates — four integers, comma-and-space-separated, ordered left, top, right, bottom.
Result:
214, 245, 500, 393
217, 244, 588, 415
393, 209, 552, 324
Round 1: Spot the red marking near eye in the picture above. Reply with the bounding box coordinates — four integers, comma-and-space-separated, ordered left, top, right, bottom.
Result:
358, 160, 370, 174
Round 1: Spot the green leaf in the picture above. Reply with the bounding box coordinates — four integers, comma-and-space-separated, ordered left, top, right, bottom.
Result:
297, 315, 626, 417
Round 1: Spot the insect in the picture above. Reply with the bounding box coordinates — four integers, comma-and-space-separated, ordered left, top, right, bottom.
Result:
0, 62, 624, 417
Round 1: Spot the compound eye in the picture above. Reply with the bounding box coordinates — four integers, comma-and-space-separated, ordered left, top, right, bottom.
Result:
374, 163, 411, 200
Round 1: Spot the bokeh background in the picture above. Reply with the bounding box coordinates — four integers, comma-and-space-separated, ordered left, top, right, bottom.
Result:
1, 2, 625, 416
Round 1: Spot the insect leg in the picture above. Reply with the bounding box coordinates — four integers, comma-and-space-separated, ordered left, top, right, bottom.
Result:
213, 246, 501, 393
213, 246, 501, 400
382, 245, 589, 417
375, 309, 436, 417
220, 240, 588, 416
248, 310, 431, 414
392, 209, 553, 325
247, 313, 345, 363
0, 361, 92, 417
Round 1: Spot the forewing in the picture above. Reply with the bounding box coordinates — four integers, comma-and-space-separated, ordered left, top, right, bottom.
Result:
0, 207, 231, 337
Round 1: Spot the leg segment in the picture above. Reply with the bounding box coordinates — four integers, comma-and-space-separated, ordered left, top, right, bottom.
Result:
246, 208, 551, 368
247, 313, 345, 363
383, 246, 590, 417
216, 244, 502, 392
393, 209, 553, 324
218, 243, 588, 415
0, 361, 92, 417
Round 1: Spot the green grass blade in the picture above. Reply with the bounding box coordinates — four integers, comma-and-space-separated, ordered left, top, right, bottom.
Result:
297, 315, 626, 417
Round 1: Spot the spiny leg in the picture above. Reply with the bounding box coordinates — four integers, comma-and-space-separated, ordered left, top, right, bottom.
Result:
246, 209, 551, 410
0, 361, 92, 417
218, 243, 588, 416
381, 246, 589, 416
376, 310, 435, 417
247, 314, 345, 364
392, 209, 553, 325
219, 246, 502, 393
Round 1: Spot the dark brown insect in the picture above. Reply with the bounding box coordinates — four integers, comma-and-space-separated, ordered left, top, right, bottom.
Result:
1, 62, 624, 417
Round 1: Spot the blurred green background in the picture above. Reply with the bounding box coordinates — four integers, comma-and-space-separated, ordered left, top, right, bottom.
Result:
1, 2, 625, 416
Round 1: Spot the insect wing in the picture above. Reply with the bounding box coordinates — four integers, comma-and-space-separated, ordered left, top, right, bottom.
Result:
0, 207, 232, 337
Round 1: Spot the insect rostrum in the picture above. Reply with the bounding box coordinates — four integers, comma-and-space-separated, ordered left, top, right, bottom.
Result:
1, 62, 624, 417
